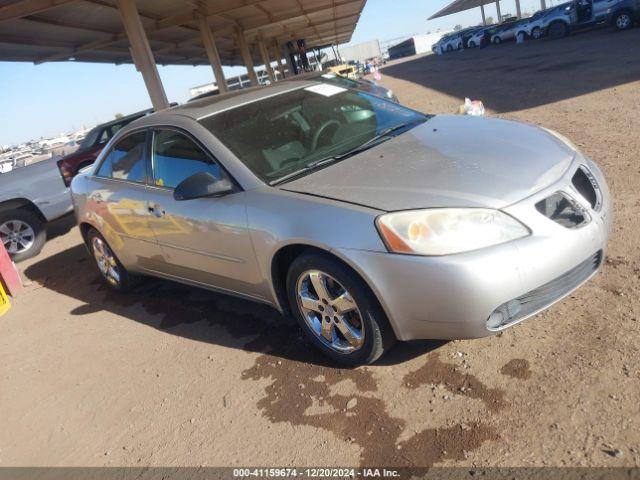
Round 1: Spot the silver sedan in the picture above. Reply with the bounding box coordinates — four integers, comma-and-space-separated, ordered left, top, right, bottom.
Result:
70, 80, 612, 365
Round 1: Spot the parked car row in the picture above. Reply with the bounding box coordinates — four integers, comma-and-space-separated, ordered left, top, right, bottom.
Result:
434, 0, 639, 53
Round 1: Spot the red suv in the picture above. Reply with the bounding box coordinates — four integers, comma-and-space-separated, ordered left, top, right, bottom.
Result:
57, 109, 153, 186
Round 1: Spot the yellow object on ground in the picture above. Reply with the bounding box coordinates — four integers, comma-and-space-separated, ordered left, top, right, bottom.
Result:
327, 64, 358, 79
0, 282, 10, 317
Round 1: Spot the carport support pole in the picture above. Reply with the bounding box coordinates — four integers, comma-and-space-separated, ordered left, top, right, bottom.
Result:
495, 0, 502, 22
198, 14, 227, 94
258, 37, 276, 83
481, 3, 487, 25
284, 44, 296, 77
515, 0, 522, 18
115, 0, 169, 111
236, 28, 259, 87
272, 41, 284, 79
540, 0, 547, 9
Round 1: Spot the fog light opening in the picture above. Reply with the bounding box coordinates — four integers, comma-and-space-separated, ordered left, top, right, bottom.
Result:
487, 299, 522, 330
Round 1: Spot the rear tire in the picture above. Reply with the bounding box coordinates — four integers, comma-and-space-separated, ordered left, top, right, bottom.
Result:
286, 252, 395, 366
548, 21, 569, 38
86, 228, 139, 292
493, 36, 502, 44
613, 10, 633, 30
0, 209, 46, 262
446, 44, 453, 52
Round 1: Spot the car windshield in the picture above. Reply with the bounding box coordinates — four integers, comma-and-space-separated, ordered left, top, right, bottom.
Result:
198, 86, 428, 184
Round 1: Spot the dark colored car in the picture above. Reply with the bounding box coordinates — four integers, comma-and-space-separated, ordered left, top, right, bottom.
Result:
57, 109, 153, 186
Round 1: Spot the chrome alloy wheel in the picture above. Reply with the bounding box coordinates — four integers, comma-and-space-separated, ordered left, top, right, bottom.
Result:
0, 220, 35, 254
92, 237, 121, 286
296, 270, 365, 353
616, 13, 631, 29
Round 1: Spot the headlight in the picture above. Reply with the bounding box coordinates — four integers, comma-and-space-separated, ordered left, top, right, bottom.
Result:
376, 208, 529, 256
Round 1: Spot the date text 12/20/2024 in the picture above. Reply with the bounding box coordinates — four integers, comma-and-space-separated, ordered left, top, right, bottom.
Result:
233, 468, 400, 478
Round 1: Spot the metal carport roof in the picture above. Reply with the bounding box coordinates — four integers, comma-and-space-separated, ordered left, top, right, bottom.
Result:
429, 0, 546, 21
428, 0, 499, 20
0, 0, 366, 66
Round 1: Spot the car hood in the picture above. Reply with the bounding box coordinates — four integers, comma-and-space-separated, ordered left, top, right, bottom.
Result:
281, 115, 576, 211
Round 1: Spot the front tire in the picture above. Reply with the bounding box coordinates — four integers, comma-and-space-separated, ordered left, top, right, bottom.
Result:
493, 36, 502, 44
614, 10, 633, 30
286, 253, 395, 366
531, 26, 542, 39
0, 209, 46, 262
87, 228, 138, 292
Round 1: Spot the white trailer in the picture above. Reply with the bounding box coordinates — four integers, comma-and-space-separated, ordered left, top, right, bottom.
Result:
337, 39, 382, 63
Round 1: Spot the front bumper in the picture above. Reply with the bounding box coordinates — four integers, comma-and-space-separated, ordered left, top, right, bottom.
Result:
338, 156, 612, 341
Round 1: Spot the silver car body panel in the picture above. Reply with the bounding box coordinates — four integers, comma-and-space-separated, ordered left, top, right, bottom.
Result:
282, 115, 575, 210
336, 154, 611, 340
71, 82, 612, 341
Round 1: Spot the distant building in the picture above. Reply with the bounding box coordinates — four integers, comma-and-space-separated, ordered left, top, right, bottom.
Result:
388, 32, 450, 60
39, 135, 70, 150
189, 68, 284, 99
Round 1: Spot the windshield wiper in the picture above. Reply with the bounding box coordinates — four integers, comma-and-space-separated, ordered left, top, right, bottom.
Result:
333, 122, 411, 160
270, 122, 415, 186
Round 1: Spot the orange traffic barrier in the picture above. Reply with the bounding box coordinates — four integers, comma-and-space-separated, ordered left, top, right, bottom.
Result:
0, 240, 23, 297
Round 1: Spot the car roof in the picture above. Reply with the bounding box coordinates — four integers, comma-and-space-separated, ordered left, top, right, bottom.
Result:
129, 80, 322, 127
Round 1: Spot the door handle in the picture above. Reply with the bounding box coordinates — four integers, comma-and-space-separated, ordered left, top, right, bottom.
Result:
147, 202, 165, 218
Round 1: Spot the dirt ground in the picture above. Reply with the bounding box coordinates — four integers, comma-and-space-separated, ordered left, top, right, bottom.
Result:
1, 28, 639, 468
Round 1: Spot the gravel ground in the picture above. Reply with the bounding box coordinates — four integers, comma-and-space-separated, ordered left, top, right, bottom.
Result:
1, 27, 639, 468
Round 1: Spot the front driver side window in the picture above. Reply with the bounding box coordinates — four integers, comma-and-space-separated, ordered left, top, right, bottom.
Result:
152, 130, 223, 189
96, 131, 147, 182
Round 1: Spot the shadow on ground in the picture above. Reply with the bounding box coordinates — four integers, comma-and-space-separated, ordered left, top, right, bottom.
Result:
23, 244, 445, 367
45, 213, 76, 242
383, 28, 640, 113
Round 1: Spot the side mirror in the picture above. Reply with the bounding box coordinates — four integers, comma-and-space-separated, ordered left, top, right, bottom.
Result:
173, 171, 234, 201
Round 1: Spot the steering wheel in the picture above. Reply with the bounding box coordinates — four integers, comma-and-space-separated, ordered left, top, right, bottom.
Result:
311, 119, 341, 151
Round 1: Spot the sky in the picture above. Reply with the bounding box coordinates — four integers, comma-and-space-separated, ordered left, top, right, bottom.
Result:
1, 0, 554, 146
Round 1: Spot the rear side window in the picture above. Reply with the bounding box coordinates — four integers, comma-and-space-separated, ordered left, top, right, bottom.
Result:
96, 131, 147, 183
151, 130, 223, 189
98, 128, 111, 145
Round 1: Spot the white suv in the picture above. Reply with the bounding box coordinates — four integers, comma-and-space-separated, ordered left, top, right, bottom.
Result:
515, 10, 547, 39
440, 32, 464, 52
490, 21, 520, 43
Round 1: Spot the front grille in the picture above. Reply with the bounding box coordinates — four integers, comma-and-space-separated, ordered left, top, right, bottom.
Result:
535, 192, 588, 229
536, 166, 602, 228
486, 250, 602, 330
572, 166, 600, 211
